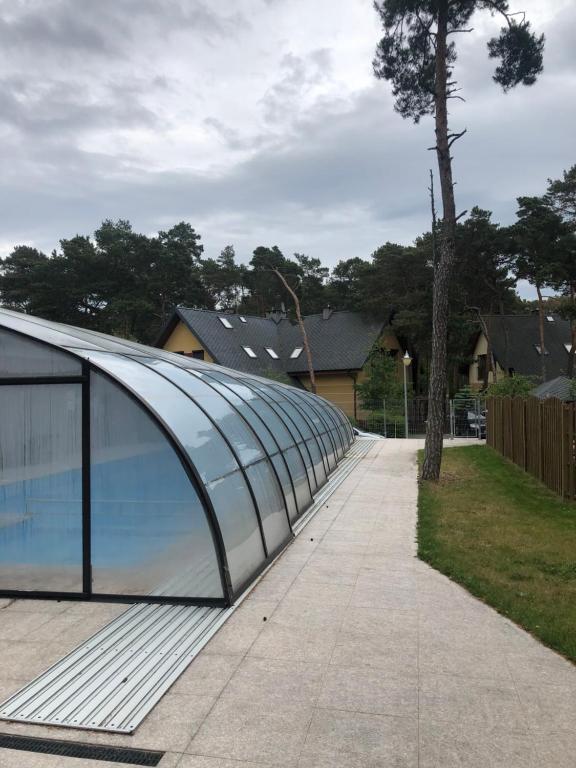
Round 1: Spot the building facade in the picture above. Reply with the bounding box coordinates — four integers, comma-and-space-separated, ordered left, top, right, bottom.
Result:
157, 307, 405, 418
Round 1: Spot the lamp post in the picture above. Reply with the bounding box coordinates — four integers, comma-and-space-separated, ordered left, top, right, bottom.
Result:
402, 350, 412, 438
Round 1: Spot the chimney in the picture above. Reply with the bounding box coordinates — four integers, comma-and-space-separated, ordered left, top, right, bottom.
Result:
266, 308, 287, 324
322, 305, 333, 321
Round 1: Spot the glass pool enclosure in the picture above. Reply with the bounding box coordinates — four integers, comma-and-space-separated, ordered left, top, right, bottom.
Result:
0, 309, 353, 605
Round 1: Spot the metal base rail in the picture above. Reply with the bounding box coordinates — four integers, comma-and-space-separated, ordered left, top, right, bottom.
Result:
0, 438, 378, 735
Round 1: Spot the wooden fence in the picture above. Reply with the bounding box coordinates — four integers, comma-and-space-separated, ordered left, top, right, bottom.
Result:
486, 397, 576, 500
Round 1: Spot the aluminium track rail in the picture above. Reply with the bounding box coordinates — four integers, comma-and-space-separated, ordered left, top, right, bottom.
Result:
0, 438, 378, 734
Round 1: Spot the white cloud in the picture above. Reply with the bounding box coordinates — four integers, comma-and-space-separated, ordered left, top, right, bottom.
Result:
0, 0, 573, 294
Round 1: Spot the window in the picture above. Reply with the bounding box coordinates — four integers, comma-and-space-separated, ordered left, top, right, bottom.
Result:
242, 346, 257, 358
239, 316, 247, 323
219, 317, 233, 329
290, 347, 303, 359
535, 345, 549, 355
265, 347, 279, 359
192, 350, 205, 360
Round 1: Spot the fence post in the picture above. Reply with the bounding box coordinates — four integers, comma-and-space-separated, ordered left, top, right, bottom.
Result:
475, 398, 480, 441
523, 399, 528, 471
538, 400, 544, 484
561, 405, 566, 499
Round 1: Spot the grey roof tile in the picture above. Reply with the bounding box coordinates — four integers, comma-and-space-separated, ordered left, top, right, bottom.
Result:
162, 308, 388, 376
532, 375, 574, 401
482, 313, 572, 383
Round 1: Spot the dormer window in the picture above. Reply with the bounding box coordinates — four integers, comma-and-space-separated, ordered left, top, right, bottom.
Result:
242, 346, 257, 358
265, 347, 279, 359
239, 316, 247, 323
535, 344, 549, 355
290, 347, 303, 359
219, 317, 233, 329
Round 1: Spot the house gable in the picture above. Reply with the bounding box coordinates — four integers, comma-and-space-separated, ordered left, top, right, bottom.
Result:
162, 320, 214, 363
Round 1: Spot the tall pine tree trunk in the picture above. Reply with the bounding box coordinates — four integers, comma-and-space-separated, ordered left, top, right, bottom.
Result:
422, 0, 458, 481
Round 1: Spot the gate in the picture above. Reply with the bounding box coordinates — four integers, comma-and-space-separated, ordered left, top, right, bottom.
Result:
355, 397, 486, 439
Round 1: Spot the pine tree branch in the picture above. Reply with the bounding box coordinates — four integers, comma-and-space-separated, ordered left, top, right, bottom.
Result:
482, 1, 526, 29
447, 128, 467, 147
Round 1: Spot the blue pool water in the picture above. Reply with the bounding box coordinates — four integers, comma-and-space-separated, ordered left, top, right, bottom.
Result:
0, 453, 207, 569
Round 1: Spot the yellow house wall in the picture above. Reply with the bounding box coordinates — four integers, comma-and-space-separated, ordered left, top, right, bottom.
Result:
468, 333, 504, 388
297, 373, 356, 417
162, 321, 214, 362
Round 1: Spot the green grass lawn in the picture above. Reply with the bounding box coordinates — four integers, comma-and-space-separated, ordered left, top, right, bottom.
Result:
418, 445, 576, 662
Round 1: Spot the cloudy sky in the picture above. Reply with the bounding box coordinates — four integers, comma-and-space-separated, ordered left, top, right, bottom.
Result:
0, 0, 574, 297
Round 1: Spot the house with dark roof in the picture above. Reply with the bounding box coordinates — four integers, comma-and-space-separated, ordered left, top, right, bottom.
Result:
156, 306, 404, 417
469, 313, 572, 388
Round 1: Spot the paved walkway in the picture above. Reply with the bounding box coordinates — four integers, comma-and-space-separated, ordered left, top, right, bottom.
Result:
1, 440, 575, 767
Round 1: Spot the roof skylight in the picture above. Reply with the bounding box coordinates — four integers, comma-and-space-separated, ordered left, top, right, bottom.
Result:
290, 347, 303, 359
265, 347, 279, 359
239, 316, 247, 323
546, 315, 555, 322
565, 343, 573, 353
535, 344, 549, 355
242, 346, 257, 358
219, 317, 233, 329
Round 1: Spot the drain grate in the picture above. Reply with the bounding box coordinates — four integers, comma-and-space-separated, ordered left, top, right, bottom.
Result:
0, 732, 164, 765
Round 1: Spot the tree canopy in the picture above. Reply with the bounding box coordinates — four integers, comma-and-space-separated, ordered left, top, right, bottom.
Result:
2, 164, 574, 388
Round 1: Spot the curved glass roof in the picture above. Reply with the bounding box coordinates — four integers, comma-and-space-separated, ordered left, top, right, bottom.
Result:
0, 309, 354, 605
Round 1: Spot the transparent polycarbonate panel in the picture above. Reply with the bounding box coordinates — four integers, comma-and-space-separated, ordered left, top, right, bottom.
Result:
241, 381, 304, 446
206, 470, 266, 590
0, 384, 82, 592
84, 353, 239, 483
250, 383, 315, 434
194, 374, 278, 455
0, 310, 101, 351
141, 360, 265, 467
256, 384, 312, 439
306, 439, 327, 486
0, 328, 82, 377
196, 370, 310, 516
317, 431, 337, 468
303, 393, 340, 437
0, 309, 153, 356
284, 446, 313, 512
244, 383, 317, 488
204, 371, 294, 451
280, 388, 331, 444
309, 400, 343, 458
271, 454, 298, 522
90, 373, 222, 598
245, 460, 291, 554
330, 408, 353, 453
325, 402, 350, 447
